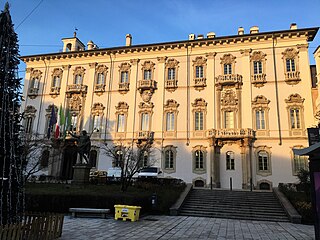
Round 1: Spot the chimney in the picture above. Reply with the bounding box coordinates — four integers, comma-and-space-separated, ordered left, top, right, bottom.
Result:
238, 27, 244, 35
126, 34, 132, 46
189, 33, 195, 40
207, 32, 216, 39
290, 23, 297, 30
197, 34, 204, 39
87, 40, 94, 50
250, 26, 259, 34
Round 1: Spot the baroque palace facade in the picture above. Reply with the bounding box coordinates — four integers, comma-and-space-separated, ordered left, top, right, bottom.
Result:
21, 24, 320, 190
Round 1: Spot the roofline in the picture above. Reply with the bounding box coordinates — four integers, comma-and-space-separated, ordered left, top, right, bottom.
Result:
314, 45, 320, 54
20, 27, 319, 61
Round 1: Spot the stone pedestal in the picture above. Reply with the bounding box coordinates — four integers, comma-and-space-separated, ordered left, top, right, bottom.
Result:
72, 164, 91, 184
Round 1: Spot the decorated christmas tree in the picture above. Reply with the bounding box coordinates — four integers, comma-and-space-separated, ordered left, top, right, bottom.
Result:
0, 2, 24, 225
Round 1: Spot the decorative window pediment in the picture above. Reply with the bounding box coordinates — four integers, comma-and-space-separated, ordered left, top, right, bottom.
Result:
285, 94, 305, 136
250, 51, 267, 87
118, 62, 131, 93
164, 99, 179, 111
221, 90, 238, 107
282, 48, 300, 85
285, 94, 304, 105
73, 66, 86, 84
92, 103, 105, 114
252, 95, 270, 135
220, 54, 236, 65
192, 98, 207, 109
28, 69, 42, 98
115, 102, 129, 113
192, 56, 207, 91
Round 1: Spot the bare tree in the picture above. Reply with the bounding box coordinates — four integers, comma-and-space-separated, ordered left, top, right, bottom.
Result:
102, 137, 156, 191
22, 133, 62, 182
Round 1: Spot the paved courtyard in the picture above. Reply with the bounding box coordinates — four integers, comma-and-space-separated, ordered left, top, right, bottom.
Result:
61, 215, 315, 240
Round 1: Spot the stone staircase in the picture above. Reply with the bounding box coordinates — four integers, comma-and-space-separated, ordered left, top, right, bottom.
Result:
179, 189, 289, 222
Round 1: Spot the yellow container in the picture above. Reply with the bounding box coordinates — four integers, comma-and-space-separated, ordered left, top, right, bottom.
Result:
114, 205, 141, 222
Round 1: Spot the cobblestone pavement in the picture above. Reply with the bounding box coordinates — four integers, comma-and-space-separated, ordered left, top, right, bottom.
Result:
61, 215, 315, 240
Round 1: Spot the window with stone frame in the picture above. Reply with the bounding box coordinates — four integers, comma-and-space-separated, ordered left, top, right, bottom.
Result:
192, 98, 207, 136
220, 89, 238, 129
94, 65, 107, 95
250, 51, 267, 87
73, 66, 85, 85
40, 149, 50, 168
137, 102, 154, 139
163, 145, 177, 173
220, 54, 236, 76
91, 103, 105, 133
165, 59, 179, 92
255, 146, 272, 176
291, 145, 309, 175
164, 99, 179, 137
192, 145, 207, 174
282, 48, 300, 85
24, 105, 37, 134
252, 95, 270, 136
50, 68, 63, 96
285, 94, 305, 136
115, 102, 129, 138
192, 56, 207, 91
44, 105, 58, 137
141, 61, 155, 80
226, 151, 235, 170
118, 62, 131, 93
28, 69, 42, 97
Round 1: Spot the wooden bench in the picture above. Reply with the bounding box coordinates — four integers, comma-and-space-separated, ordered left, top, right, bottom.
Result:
69, 208, 110, 219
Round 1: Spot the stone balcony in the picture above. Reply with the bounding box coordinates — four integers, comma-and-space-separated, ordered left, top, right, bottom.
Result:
284, 71, 300, 85
94, 84, 106, 95
28, 87, 39, 98
118, 82, 130, 93
138, 80, 157, 93
136, 131, 154, 140
194, 78, 206, 91
66, 84, 88, 96
165, 79, 178, 92
207, 128, 255, 140
49, 86, 60, 96
251, 73, 267, 87
216, 74, 243, 86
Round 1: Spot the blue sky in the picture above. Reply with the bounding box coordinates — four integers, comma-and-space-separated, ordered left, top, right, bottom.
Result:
2, 0, 320, 77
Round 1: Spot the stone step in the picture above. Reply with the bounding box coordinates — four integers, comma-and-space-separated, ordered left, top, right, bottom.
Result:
182, 204, 285, 213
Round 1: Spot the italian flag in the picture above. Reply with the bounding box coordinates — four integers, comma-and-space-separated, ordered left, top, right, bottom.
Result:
55, 105, 65, 138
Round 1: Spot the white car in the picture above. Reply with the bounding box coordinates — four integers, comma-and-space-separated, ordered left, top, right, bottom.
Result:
138, 167, 163, 178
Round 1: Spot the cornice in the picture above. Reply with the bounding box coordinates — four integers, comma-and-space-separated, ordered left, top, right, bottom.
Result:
20, 27, 319, 63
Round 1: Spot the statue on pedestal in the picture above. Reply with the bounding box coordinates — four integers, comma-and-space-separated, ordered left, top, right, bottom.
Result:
69, 130, 91, 164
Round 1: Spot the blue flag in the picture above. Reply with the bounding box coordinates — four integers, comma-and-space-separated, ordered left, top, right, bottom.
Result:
47, 106, 57, 139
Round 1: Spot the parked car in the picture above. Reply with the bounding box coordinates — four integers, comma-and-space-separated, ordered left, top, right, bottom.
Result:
138, 167, 163, 178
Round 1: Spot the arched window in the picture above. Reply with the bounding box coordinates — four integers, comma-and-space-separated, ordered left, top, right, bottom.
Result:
165, 150, 174, 169
195, 150, 204, 169
258, 151, 269, 171
66, 43, 72, 52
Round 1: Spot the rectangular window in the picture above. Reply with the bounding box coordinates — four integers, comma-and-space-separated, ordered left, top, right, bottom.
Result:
256, 110, 265, 130
195, 111, 203, 131
97, 73, 105, 85
93, 115, 101, 131
32, 77, 39, 89
293, 154, 308, 174
71, 115, 78, 131
253, 61, 263, 74
141, 113, 149, 131
195, 151, 204, 169
290, 108, 300, 129
166, 112, 175, 131
224, 111, 234, 129
25, 117, 33, 133
224, 64, 232, 75
165, 150, 174, 169
144, 70, 152, 80
258, 153, 268, 171
121, 71, 128, 83
226, 152, 235, 170
168, 68, 175, 80
117, 114, 125, 132
286, 59, 296, 72
52, 76, 60, 87
74, 74, 82, 84
196, 66, 203, 78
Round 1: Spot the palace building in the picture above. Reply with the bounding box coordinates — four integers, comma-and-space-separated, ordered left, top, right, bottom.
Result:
20, 24, 320, 189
